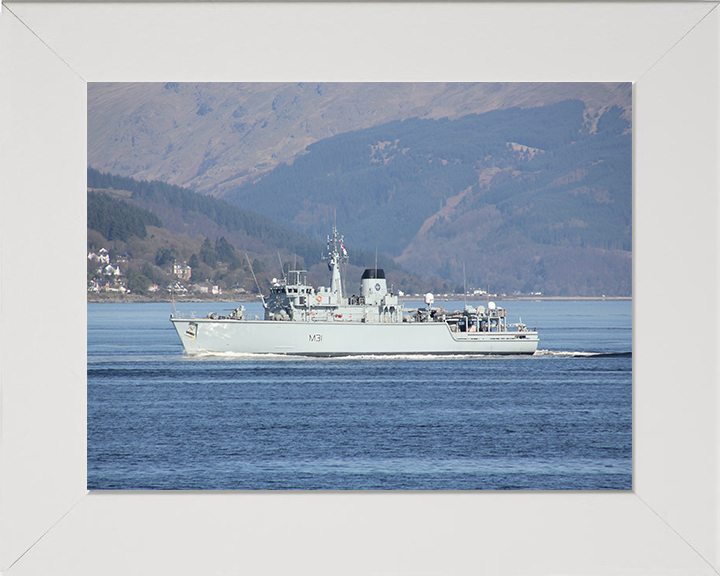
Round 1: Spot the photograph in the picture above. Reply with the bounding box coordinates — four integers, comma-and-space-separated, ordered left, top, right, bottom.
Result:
87, 82, 632, 490
3, 2, 717, 573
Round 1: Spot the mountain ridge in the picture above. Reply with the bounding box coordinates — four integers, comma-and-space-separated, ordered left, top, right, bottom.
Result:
222, 100, 631, 295
88, 82, 631, 196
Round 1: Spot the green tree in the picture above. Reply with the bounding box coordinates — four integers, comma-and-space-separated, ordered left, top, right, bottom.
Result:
155, 247, 176, 267
215, 237, 235, 263
141, 262, 160, 284
127, 271, 151, 295
188, 254, 202, 282
200, 238, 217, 267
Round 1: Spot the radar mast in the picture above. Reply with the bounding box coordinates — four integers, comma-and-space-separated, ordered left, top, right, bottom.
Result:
323, 225, 347, 301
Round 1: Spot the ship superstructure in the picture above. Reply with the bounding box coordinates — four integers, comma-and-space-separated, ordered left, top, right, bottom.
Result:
263, 227, 401, 324
170, 226, 539, 356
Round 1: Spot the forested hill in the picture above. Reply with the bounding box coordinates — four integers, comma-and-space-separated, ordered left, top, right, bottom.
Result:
225, 100, 632, 296
87, 190, 163, 241
87, 168, 401, 274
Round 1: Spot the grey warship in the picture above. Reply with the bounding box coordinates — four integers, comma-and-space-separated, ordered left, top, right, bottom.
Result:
170, 226, 539, 356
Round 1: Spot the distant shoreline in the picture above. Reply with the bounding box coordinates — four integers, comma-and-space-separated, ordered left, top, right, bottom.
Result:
409, 296, 633, 303
87, 294, 632, 304
492, 296, 632, 302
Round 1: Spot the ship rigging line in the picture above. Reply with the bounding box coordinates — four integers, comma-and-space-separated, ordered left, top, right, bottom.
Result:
277, 251, 287, 284
245, 252, 266, 308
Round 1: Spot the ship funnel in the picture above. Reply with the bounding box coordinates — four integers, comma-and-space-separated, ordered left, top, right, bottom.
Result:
361, 269, 387, 306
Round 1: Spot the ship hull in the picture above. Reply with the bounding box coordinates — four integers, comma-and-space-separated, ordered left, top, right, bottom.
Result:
170, 318, 539, 356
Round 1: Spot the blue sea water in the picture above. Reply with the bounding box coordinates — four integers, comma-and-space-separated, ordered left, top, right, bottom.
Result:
87, 299, 632, 490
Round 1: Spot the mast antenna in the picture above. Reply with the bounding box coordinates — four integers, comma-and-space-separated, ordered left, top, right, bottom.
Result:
341, 233, 347, 297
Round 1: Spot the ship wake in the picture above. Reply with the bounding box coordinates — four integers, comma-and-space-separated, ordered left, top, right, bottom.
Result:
534, 350, 632, 358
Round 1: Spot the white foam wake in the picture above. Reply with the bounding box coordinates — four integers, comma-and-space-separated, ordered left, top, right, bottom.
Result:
533, 349, 596, 357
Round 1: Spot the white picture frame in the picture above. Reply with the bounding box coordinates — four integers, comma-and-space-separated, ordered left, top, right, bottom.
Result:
1, 2, 718, 574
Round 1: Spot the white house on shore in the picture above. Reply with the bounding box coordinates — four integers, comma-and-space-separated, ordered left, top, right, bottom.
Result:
88, 248, 110, 266
192, 283, 222, 295
173, 262, 192, 281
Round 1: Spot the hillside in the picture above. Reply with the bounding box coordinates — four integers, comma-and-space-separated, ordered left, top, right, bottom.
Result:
225, 102, 631, 296
87, 82, 631, 196
87, 171, 436, 297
